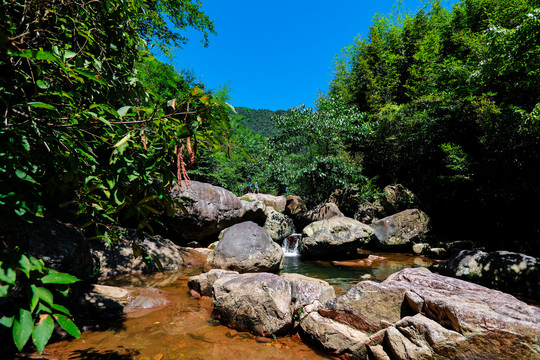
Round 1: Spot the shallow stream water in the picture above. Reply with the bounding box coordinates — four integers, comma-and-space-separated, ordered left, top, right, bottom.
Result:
40, 251, 438, 360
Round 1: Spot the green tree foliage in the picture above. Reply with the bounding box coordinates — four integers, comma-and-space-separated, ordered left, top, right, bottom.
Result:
330, 0, 540, 254
234, 107, 285, 137
0, 0, 230, 352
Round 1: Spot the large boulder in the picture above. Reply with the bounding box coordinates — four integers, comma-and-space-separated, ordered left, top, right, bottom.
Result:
207, 221, 284, 273
281, 273, 335, 310
284, 195, 307, 217
370, 209, 430, 250
240, 193, 287, 212
299, 217, 375, 259
22, 218, 93, 279
263, 207, 294, 242
90, 228, 185, 277
295, 202, 344, 230
320, 268, 540, 360
354, 201, 385, 225
327, 187, 361, 217
436, 250, 540, 300
239, 199, 267, 225
187, 269, 239, 298
212, 272, 292, 336
380, 184, 419, 215
167, 181, 246, 244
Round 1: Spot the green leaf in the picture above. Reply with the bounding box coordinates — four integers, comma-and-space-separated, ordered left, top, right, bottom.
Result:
117, 106, 132, 118
32, 314, 54, 353
15, 169, 39, 185
0, 265, 16, 285
36, 80, 50, 89
30, 285, 40, 312
36, 287, 54, 306
18, 255, 31, 278
54, 314, 81, 338
13, 309, 33, 351
0, 284, 9, 297
72, 68, 107, 85
151, 254, 164, 273
40, 270, 79, 285
51, 303, 71, 316
0, 315, 14, 328
27, 102, 57, 111
113, 133, 131, 148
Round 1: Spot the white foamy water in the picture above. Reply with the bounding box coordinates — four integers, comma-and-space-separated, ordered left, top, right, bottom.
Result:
282, 233, 301, 257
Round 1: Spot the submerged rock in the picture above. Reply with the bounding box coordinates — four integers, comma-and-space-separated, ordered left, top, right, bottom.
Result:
212, 272, 292, 336
207, 221, 284, 273
299, 217, 375, 259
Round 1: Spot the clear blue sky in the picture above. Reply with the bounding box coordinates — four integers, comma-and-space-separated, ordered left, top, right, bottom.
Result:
160, 0, 456, 111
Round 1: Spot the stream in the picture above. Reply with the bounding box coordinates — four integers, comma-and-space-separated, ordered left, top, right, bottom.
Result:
39, 244, 439, 360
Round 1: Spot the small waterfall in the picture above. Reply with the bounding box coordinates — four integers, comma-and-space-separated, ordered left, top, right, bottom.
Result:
282, 233, 301, 257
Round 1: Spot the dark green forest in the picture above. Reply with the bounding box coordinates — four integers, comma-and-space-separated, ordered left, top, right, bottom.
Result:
1, 0, 540, 353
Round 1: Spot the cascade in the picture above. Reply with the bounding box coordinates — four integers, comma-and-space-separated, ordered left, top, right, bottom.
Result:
282, 233, 301, 257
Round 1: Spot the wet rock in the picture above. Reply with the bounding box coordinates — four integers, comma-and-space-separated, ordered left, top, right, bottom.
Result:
264, 207, 294, 242
284, 195, 307, 217
299, 312, 370, 359
436, 249, 540, 300
299, 217, 375, 259
90, 228, 184, 277
167, 180, 246, 244
206, 221, 284, 273
240, 193, 287, 212
188, 269, 239, 297
295, 202, 344, 230
281, 273, 335, 310
380, 184, 418, 215
212, 272, 292, 336
370, 209, 431, 250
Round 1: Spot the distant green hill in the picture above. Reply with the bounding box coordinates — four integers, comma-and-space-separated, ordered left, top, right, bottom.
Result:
234, 107, 285, 137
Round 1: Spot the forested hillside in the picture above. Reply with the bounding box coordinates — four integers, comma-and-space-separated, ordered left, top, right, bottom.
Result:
234, 107, 284, 137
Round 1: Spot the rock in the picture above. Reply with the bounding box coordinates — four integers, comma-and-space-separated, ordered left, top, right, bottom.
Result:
167, 181, 246, 244
212, 272, 292, 336
207, 221, 284, 273
240, 199, 267, 225
299, 312, 370, 359
354, 201, 385, 224
327, 187, 361, 217
384, 268, 540, 359
89, 228, 184, 277
321, 279, 410, 333
295, 202, 344, 230
22, 218, 93, 279
370, 209, 431, 250
281, 273, 335, 310
240, 193, 287, 212
436, 250, 540, 300
188, 269, 239, 297
299, 217, 375, 259
284, 195, 307, 217
385, 314, 466, 360
181, 247, 213, 268
263, 207, 294, 242
75, 285, 170, 322
331, 255, 388, 269
380, 184, 418, 215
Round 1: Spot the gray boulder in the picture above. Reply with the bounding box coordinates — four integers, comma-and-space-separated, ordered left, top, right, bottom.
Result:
207, 221, 284, 273
240, 193, 287, 212
436, 249, 540, 300
90, 228, 184, 277
263, 207, 294, 242
212, 272, 292, 336
187, 269, 239, 297
284, 195, 307, 217
380, 184, 419, 215
281, 273, 335, 310
299, 217, 375, 259
167, 181, 246, 244
295, 202, 344, 230
370, 209, 431, 250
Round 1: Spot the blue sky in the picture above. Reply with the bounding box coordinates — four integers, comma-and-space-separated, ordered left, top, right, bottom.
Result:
160, 0, 456, 111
